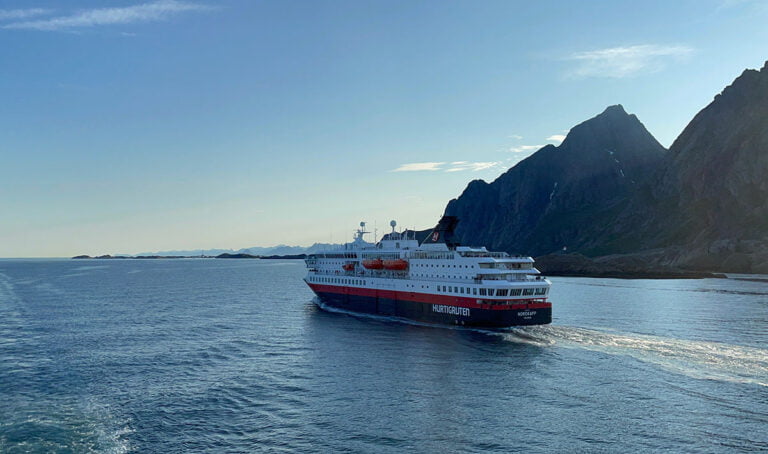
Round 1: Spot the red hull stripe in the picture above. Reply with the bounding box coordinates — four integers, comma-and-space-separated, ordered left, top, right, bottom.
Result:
307, 283, 551, 311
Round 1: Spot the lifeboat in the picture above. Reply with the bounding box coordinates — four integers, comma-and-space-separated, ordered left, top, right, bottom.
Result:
342, 263, 355, 271
362, 259, 384, 270
382, 259, 408, 271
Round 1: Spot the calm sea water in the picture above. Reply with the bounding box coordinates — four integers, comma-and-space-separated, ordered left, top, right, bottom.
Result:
0, 259, 766, 453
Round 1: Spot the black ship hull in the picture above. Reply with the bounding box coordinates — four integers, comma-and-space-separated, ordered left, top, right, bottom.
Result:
309, 284, 551, 328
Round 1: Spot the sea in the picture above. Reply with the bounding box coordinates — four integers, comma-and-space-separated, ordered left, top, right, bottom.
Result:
0, 259, 766, 453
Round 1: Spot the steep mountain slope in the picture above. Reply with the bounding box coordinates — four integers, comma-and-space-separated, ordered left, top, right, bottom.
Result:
445, 105, 666, 256
659, 62, 768, 240
442, 61, 768, 273
630, 61, 768, 271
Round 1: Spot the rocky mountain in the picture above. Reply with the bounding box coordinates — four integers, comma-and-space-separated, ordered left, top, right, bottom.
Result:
445, 105, 666, 256
442, 61, 768, 274
639, 61, 768, 272
240, 244, 336, 256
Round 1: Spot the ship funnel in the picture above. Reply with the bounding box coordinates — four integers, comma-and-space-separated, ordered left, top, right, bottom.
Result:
421, 216, 461, 248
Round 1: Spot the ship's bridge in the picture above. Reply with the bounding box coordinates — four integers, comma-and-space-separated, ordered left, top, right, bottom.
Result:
376, 221, 419, 250
377, 237, 419, 250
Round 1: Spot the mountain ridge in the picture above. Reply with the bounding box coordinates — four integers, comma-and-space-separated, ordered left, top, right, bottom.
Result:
445, 103, 667, 256
442, 60, 768, 273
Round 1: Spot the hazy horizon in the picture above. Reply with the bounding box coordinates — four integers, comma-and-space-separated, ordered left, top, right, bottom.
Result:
3, 0, 768, 257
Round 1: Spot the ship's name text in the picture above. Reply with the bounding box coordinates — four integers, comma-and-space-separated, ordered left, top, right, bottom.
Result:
432, 305, 470, 317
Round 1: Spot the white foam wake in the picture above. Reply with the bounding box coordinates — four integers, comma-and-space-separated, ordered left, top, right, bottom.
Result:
312, 299, 767, 386
505, 325, 768, 387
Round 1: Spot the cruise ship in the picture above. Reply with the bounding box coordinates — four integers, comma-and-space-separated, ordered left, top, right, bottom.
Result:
303, 216, 552, 327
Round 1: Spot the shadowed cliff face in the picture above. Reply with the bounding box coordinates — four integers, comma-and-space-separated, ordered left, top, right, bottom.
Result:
656, 61, 768, 245
445, 105, 667, 256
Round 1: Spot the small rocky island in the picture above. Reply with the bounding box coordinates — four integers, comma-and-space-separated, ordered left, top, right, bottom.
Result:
72, 253, 306, 260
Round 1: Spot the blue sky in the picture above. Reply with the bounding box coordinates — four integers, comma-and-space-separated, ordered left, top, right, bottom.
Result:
1, 0, 767, 257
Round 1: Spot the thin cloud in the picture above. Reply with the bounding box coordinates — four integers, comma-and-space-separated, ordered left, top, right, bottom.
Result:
0, 8, 53, 20
392, 162, 445, 172
566, 44, 694, 78
546, 134, 566, 143
717, 0, 768, 10
508, 134, 523, 140
392, 161, 500, 172
509, 144, 544, 153
445, 161, 500, 172
3, 0, 210, 31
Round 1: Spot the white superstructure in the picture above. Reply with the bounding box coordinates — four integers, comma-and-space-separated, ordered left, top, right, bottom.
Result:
304, 219, 551, 304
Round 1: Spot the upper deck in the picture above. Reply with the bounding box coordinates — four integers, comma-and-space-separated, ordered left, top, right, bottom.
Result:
305, 217, 551, 300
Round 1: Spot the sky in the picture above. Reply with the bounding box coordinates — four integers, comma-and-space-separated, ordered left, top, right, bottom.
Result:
1, 0, 767, 257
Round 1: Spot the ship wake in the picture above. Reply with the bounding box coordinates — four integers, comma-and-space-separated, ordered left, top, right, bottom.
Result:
502, 325, 768, 387
311, 298, 768, 387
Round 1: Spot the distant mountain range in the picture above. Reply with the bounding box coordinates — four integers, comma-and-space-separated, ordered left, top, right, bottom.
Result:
443, 60, 768, 274
130, 243, 340, 258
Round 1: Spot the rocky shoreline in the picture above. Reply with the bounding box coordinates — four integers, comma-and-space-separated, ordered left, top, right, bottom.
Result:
534, 253, 726, 279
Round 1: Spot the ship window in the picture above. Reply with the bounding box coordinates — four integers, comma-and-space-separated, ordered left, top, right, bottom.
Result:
448, 286, 453, 292
488, 289, 495, 296
523, 288, 534, 296
479, 288, 486, 296
497, 289, 509, 296
460, 288, 464, 294
466, 287, 470, 294
472, 288, 477, 295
